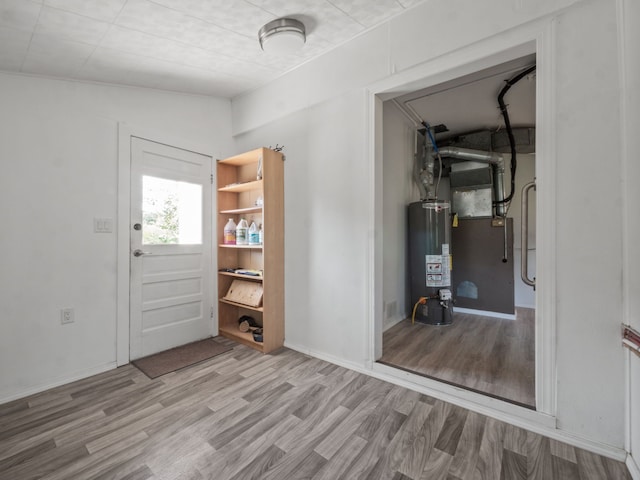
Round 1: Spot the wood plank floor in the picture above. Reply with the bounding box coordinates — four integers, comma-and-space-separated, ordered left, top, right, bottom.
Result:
0, 336, 630, 480
380, 309, 535, 408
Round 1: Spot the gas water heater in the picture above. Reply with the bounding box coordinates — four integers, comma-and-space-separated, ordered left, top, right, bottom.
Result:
408, 200, 453, 325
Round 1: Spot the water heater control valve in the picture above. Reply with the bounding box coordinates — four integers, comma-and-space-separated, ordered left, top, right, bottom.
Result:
439, 289, 452, 301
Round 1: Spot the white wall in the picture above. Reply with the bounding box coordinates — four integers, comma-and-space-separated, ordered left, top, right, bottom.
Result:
511, 153, 536, 308
231, 0, 628, 450
0, 73, 233, 403
381, 102, 417, 328
552, 0, 624, 448
234, 90, 371, 364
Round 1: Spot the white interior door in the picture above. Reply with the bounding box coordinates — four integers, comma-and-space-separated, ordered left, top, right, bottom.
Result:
130, 137, 212, 360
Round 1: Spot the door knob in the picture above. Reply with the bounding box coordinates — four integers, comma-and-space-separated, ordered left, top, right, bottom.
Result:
133, 249, 151, 257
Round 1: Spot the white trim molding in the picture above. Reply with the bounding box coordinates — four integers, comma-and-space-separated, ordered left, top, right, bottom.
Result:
366, 13, 558, 436
116, 123, 132, 367
0, 362, 117, 406
628, 455, 640, 480
453, 307, 516, 320
628, 454, 640, 480
616, 0, 639, 465
533, 15, 558, 419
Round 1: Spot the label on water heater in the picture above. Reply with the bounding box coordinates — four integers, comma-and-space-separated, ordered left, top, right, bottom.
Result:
425, 254, 451, 287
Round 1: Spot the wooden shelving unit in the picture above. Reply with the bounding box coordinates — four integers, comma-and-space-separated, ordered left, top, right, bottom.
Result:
220, 206, 263, 215
219, 299, 264, 312
218, 271, 263, 281
216, 147, 284, 353
218, 180, 263, 193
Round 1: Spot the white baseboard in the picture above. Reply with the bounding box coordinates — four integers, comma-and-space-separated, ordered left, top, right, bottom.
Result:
515, 303, 536, 309
383, 314, 406, 332
454, 307, 516, 320
284, 340, 627, 463
628, 454, 640, 480
0, 362, 118, 406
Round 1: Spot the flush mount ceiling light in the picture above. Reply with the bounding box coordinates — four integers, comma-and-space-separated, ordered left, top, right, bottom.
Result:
258, 18, 306, 54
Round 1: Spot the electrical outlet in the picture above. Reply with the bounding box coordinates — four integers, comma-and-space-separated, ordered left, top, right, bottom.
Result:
61, 308, 74, 324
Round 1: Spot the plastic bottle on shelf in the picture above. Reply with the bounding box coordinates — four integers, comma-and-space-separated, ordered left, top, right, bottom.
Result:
223, 218, 236, 245
248, 221, 259, 245
258, 224, 264, 245
236, 218, 248, 245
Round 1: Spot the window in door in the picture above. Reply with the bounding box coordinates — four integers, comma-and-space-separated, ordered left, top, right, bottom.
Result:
142, 175, 202, 245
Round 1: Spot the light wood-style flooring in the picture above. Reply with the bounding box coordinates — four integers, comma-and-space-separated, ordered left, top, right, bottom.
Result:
380, 309, 535, 408
0, 337, 630, 480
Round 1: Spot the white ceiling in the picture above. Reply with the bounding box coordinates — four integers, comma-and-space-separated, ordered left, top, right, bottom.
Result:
393, 55, 537, 139
0, 0, 425, 98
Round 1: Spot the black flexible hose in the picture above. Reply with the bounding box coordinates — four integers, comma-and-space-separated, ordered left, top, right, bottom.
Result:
495, 65, 536, 206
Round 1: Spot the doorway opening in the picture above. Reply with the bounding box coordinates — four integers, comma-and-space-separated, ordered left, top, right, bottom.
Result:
377, 54, 537, 408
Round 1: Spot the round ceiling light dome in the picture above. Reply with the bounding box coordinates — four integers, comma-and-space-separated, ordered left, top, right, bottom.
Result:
258, 18, 306, 54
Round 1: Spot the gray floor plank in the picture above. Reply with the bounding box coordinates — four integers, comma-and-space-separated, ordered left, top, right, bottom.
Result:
419, 448, 454, 480
526, 432, 553, 480
204, 413, 301, 479
434, 404, 469, 456
500, 449, 527, 480
380, 308, 535, 407
312, 434, 367, 480
448, 410, 486, 478
397, 400, 452, 478
552, 455, 580, 480
375, 399, 434, 478
227, 444, 286, 480
0, 341, 631, 480
341, 410, 407, 480
472, 416, 506, 480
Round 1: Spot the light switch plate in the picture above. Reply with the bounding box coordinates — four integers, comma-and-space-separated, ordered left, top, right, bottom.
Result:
94, 217, 113, 233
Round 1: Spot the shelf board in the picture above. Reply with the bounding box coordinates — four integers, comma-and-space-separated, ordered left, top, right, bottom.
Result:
219, 244, 263, 249
220, 298, 264, 312
219, 271, 263, 281
219, 326, 264, 352
217, 148, 265, 167
218, 180, 262, 193
220, 206, 263, 215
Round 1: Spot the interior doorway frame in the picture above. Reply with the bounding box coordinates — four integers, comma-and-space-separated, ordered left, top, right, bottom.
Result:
116, 123, 217, 366
366, 23, 557, 419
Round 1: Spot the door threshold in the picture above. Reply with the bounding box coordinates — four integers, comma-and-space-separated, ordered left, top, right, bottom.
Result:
370, 360, 555, 430
376, 359, 535, 410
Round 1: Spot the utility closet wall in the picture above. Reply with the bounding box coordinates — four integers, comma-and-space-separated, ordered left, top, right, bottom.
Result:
381, 103, 418, 329
0, 73, 233, 403
231, 0, 628, 451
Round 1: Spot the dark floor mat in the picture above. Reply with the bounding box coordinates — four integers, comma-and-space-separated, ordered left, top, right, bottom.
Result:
132, 338, 233, 379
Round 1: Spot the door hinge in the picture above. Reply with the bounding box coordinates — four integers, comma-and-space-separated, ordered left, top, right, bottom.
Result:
210, 174, 214, 184
210, 307, 214, 319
